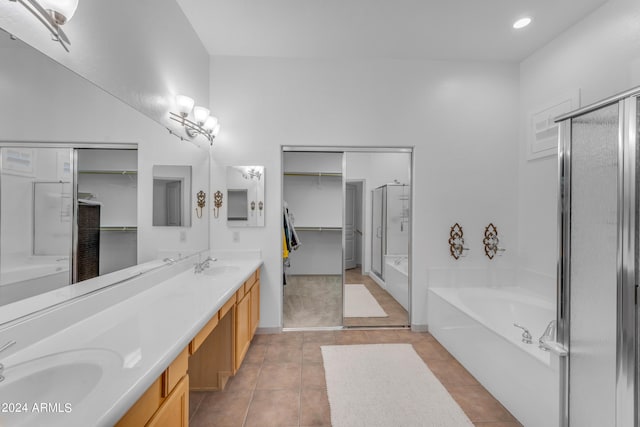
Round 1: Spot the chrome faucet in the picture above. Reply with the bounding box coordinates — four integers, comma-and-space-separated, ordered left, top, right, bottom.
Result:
0, 340, 16, 382
194, 256, 217, 273
513, 323, 532, 344
163, 257, 176, 264
538, 320, 557, 351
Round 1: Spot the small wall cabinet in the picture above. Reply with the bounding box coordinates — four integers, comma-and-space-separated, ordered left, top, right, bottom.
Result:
116, 266, 260, 426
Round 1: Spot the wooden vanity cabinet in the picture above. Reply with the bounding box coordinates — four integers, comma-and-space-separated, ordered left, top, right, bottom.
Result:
116, 347, 189, 427
116, 266, 260, 427
235, 269, 260, 371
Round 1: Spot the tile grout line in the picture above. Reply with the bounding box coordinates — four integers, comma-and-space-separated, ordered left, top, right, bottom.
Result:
241, 339, 266, 427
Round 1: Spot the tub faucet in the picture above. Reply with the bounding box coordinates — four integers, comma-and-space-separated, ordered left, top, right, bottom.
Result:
0, 340, 16, 382
538, 320, 557, 351
513, 323, 532, 344
194, 256, 217, 273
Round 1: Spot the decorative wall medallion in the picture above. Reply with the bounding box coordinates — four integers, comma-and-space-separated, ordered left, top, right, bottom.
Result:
195, 190, 206, 218
213, 191, 223, 218
448, 223, 466, 260
483, 223, 500, 259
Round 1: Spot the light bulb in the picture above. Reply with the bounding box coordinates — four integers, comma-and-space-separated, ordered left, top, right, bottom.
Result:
39, 0, 79, 25
193, 106, 210, 125
203, 116, 218, 132
211, 123, 221, 137
513, 17, 532, 29
175, 95, 195, 117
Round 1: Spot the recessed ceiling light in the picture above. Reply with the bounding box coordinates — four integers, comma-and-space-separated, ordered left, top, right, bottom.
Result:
513, 17, 532, 29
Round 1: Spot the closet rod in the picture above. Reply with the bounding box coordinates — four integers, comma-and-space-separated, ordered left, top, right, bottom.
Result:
283, 172, 342, 177
296, 226, 342, 231
78, 170, 137, 175
99, 226, 137, 232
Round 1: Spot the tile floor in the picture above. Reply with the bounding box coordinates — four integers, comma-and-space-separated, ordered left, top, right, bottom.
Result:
189, 329, 523, 427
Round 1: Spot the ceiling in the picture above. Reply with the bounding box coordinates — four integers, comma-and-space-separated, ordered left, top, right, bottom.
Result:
176, 0, 608, 62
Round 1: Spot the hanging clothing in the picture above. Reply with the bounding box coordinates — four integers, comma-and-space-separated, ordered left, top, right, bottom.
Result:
283, 201, 301, 252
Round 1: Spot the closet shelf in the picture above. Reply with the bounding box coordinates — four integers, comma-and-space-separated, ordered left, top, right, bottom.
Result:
79, 170, 137, 175
296, 226, 342, 232
100, 226, 137, 232
283, 172, 342, 177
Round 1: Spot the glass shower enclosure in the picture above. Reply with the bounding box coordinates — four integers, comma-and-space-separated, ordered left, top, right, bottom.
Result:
371, 184, 410, 281
556, 90, 640, 426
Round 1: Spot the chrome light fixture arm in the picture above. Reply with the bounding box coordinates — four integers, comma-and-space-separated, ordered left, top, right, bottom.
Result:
9, 0, 72, 51
169, 112, 215, 144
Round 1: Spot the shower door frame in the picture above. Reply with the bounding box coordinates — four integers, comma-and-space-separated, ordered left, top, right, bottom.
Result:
557, 91, 639, 427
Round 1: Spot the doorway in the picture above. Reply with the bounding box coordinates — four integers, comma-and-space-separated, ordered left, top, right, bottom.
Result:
281, 147, 412, 330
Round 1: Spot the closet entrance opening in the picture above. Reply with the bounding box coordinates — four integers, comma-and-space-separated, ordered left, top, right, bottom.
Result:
282, 147, 412, 329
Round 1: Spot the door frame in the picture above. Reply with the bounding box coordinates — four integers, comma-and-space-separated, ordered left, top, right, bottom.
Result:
281, 145, 414, 330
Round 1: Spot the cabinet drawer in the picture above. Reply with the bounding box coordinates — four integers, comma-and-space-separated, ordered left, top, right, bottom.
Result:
163, 347, 189, 397
220, 295, 236, 318
236, 285, 245, 303
115, 377, 163, 427
147, 375, 189, 427
190, 312, 219, 355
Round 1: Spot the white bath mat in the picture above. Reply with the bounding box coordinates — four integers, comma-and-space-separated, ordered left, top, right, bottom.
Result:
344, 284, 387, 317
321, 344, 474, 427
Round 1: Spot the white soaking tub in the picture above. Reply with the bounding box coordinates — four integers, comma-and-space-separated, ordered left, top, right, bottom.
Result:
384, 255, 408, 310
428, 286, 560, 427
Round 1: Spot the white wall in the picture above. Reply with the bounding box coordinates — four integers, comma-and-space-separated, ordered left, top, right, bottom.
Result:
0, 36, 210, 267
209, 56, 520, 329
518, 0, 640, 299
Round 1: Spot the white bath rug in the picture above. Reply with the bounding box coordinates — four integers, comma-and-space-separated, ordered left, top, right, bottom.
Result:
344, 284, 387, 317
321, 344, 474, 427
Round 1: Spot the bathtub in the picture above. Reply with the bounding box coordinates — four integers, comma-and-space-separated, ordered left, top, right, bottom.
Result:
1, 258, 70, 304
428, 286, 560, 427
384, 255, 408, 310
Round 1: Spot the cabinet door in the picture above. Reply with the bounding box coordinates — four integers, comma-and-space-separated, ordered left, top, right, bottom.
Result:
147, 375, 189, 427
250, 281, 260, 337
235, 292, 251, 371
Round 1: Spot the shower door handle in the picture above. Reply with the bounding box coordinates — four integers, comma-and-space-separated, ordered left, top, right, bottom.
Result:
376, 226, 382, 238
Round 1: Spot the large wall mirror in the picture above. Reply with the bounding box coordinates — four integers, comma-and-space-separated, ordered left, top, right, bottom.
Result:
226, 166, 265, 227
0, 29, 210, 320
153, 165, 192, 227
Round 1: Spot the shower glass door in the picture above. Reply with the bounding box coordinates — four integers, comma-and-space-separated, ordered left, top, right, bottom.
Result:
566, 103, 620, 426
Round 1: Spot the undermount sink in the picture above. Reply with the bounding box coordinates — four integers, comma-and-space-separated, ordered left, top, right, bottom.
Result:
203, 264, 241, 276
0, 348, 122, 426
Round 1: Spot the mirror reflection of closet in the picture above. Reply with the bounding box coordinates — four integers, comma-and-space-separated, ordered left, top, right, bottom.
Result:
281, 148, 412, 330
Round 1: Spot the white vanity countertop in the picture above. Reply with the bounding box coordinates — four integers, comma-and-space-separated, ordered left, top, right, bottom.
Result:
0, 252, 262, 427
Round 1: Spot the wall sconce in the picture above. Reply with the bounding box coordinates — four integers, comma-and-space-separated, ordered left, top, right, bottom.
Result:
195, 190, 206, 219
168, 95, 221, 145
213, 191, 223, 218
9, 0, 78, 51
448, 223, 469, 260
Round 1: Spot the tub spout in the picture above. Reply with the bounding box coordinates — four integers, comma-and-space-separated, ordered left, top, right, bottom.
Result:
538, 320, 557, 351
513, 323, 532, 344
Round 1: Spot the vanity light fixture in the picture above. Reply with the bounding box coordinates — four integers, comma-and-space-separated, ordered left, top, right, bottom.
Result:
8, 0, 79, 51
168, 95, 221, 145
